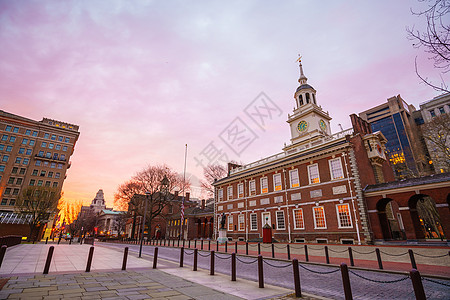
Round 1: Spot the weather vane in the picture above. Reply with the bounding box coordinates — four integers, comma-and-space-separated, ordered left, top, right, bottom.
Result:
297, 54, 302, 63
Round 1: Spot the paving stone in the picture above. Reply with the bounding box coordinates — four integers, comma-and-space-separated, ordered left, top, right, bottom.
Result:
84, 286, 108, 292
48, 288, 85, 295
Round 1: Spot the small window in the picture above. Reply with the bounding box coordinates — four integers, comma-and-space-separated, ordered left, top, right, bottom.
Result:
12, 188, 19, 195
51, 135, 56, 140
313, 206, 326, 229
48, 171, 53, 178
6, 146, 12, 152
35, 160, 41, 166
260, 177, 268, 193
64, 137, 70, 143
8, 177, 15, 184
15, 157, 21, 164
289, 169, 299, 188
308, 164, 320, 184
329, 158, 344, 180
294, 239, 305, 243
250, 213, 257, 231
11, 167, 18, 174
9, 199, 15, 206
45, 181, 51, 187
29, 179, 35, 186
18, 148, 25, 154
19, 168, 25, 175
430, 110, 436, 117
29, 140, 35, 146
63, 146, 68, 151
40, 170, 46, 177
37, 180, 43, 186
41, 142, 47, 148
218, 188, 223, 201
438, 107, 445, 114
5, 125, 12, 132
58, 136, 63, 142
9, 136, 16, 142
238, 183, 244, 198
316, 239, 328, 244
25, 129, 31, 135
1, 199, 7, 205
336, 204, 352, 228
238, 215, 245, 231
228, 215, 233, 231
26, 149, 32, 155
16, 178, 23, 185
23, 158, 29, 165
44, 133, 49, 139
32, 131, 38, 137
13, 127, 19, 133
276, 211, 285, 229
21, 138, 28, 144
249, 180, 256, 195
273, 173, 282, 191
227, 186, 233, 200
341, 239, 354, 245
1, 135, 7, 141
49, 143, 54, 149
293, 208, 304, 229
2, 155, 9, 162
55, 144, 61, 150
4, 188, 11, 195
55, 172, 61, 179
0, 165, 4, 172
32, 169, 38, 176
38, 150, 44, 157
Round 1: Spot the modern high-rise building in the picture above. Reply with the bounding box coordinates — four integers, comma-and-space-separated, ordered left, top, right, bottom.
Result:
359, 95, 432, 179
0, 110, 80, 213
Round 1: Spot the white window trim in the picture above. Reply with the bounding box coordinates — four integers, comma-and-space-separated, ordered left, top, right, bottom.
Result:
238, 183, 244, 198
329, 157, 344, 180
227, 186, 233, 200
250, 213, 258, 231
228, 214, 233, 231
293, 208, 305, 230
249, 180, 256, 195
276, 210, 285, 230
289, 169, 300, 188
218, 188, 223, 201
261, 211, 271, 229
313, 206, 327, 229
336, 203, 353, 228
273, 173, 282, 191
307, 164, 320, 185
238, 214, 245, 231
260, 177, 268, 194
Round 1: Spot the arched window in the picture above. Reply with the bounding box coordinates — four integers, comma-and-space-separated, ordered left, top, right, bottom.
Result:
299, 95, 304, 106
312, 93, 316, 104
306, 93, 310, 104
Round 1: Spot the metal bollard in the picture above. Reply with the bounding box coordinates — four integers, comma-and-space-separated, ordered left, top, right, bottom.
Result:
177, 239, 180, 248
258, 242, 261, 255
348, 247, 354, 267
246, 242, 249, 255
183, 239, 185, 248
216, 240, 219, 252
225, 241, 228, 253
85, 246, 95, 272
193, 249, 198, 271
287, 244, 291, 260
304, 245, 309, 262
122, 247, 128, 270
340, 263, 352, 300
201, 240, 204, 250
164, 239, 166, 247
272, 244, 275, 258
0, 245, 7, 268
235, 241, 238, 254
375, 248, 383, 270
258, 255, 264, 288
153, 247, 158, 269
292, 259, 301, 297
180, 247, 184, 267
188, 240, 191, 248
408, 249, 417, 270
195, 239, 197, 249
43, 246, 54, 274
45, 237, 48, 244
231, 252, 236, 281
410, 269, 426, 300
69, 238, 72, 245
210, 250, 215, 275
325, 246, 330, 264
209, 240, 211, 251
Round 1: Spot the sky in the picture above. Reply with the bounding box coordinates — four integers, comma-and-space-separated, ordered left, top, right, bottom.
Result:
0, 0, 447, 208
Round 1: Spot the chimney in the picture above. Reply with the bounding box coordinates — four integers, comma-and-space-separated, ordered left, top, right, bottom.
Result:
185, 192, 190, 202
201, 199, 205, 209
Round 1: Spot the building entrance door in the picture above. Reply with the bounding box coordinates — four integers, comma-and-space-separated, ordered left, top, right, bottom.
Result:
261, 212, 271, 228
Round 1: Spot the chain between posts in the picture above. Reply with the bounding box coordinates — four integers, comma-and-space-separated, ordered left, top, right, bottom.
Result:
263, 259, 292, 268
298, 264, 340, 274
236, 256, 259, 264
415, 252, 449, 258
197, 251, 211, 257
215, 253, 232, 260
422, 277, 450, 287
352, 249, 376, 255
379, 250, 408, 257
328, 248, 349, 253
184, 249, 195, 255
348, 270, 409, 283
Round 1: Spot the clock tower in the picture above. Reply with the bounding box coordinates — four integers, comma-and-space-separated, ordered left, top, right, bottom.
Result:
284, 57, 332, 151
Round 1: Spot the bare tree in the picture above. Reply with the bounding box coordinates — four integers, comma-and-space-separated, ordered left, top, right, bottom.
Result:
407, 0, 450, 92
200, 164, 227, 197
421, 113, 450, 171
15, 186, 60, 241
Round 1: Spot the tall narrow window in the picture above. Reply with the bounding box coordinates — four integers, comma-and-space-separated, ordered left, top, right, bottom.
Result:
273, 173, 282, 191
308, 164, 320, 184
289, 169, 300, 188
249, 180, 256, 196
336, 204, 352, 228
293, 209, 304, 229
313, 206, 326, 229
218, 188, 223, 201
306, 93, 310, 103
250, 213, 257, 230
260, 177, 268, 193
329, 158, 344, 180
238, 215, 245, 231
227, 186, 233, 200
276, 211, 285, 229
228, 215, 233, 231
238, 183, 244, 198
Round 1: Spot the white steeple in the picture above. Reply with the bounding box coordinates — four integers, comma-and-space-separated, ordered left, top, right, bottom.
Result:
90, 189, 106, 213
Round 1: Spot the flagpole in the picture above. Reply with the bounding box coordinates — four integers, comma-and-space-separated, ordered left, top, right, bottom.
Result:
180, 144, 188, 240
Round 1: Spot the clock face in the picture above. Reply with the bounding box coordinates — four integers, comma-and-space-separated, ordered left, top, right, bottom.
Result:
319, 119, 327, 132
297, 121, 308, 132
376, 143, 382, 154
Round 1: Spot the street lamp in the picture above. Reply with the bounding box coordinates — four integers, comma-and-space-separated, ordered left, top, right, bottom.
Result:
139, 175, 170, 258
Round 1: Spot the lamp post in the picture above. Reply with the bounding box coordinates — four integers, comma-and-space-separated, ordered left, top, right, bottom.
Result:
139, 175, 170, 258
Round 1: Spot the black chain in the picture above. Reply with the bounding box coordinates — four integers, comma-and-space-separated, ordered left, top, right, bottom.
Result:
215, 253, 231, 260
379, 250, 408, 257
308, 246, 323, 251
349, 270, 409, 283
197, 251, 211, 257
263, 260, 292, 268
236, 256, 258, 264
298, 264, 340, 274
352, 249, 376, 255
423, 278, 450, 287
415, 253, 449, 258
289, 245, 304, 250
273, 244, 287, 249
184, 250, 195, 255
328, 248, 348, 253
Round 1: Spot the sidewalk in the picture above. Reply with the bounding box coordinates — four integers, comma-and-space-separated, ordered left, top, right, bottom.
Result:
0, 243, 321, 300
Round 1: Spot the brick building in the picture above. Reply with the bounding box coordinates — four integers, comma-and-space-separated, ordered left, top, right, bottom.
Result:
0, 110, 79, 238
213, 60, 395, 245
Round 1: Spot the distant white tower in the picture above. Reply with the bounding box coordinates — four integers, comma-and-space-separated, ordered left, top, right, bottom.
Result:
90, 189, 106, 213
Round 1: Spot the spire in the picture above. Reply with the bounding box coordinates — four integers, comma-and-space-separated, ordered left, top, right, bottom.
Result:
297, 54, 307, 85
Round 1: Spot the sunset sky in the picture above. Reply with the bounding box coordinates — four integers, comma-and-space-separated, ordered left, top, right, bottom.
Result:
0, 0, 447, 208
